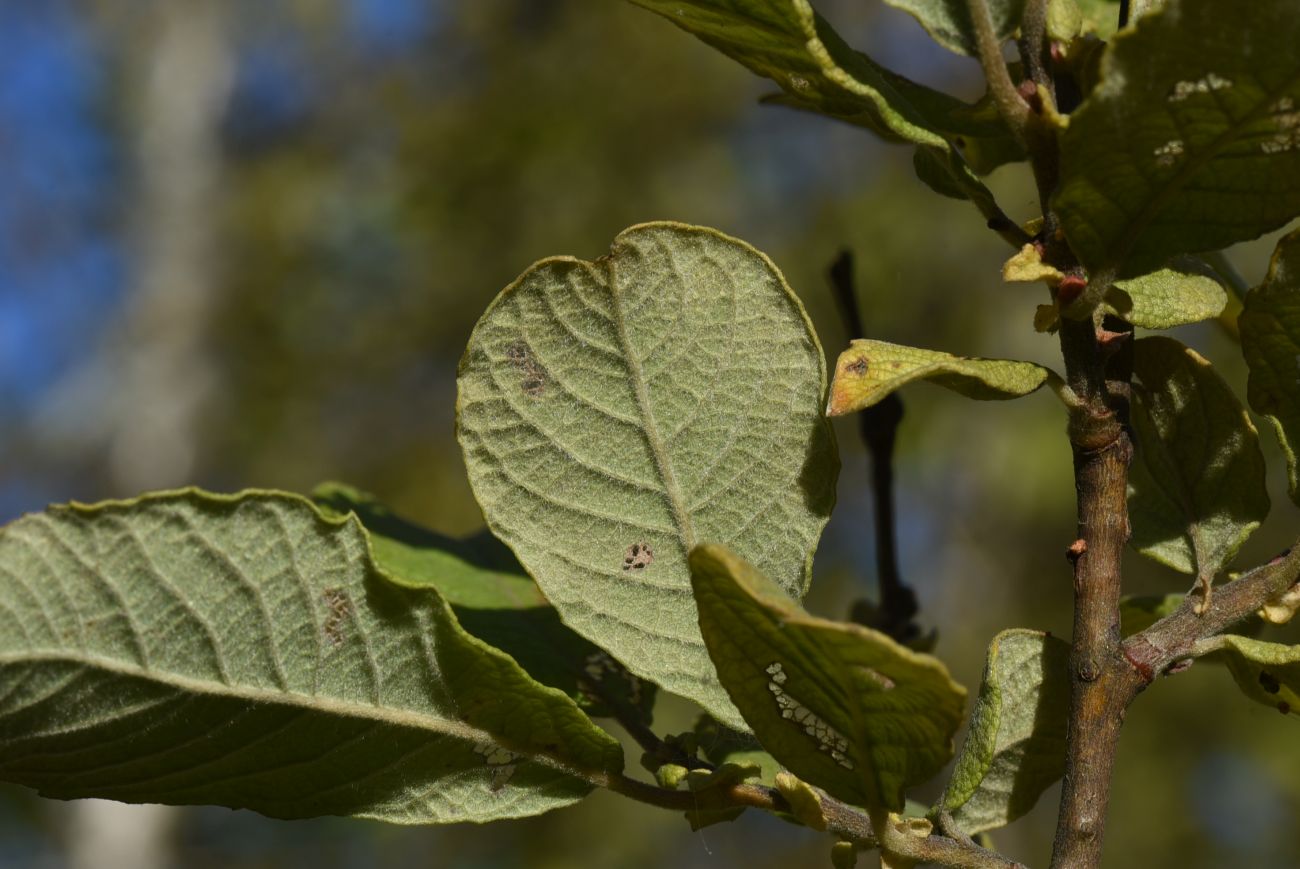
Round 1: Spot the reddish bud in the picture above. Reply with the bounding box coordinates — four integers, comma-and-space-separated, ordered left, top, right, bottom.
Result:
1057, 275, 1087, 307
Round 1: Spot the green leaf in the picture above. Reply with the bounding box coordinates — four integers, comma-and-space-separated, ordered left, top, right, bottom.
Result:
1207, 635, 1300, 718
627, 0, 993, 148
1240, 230, 1300, 506
0, 490, 622, 823
689, 544, 966, 812
1073, 0, 1119, 38
457, 222, 837, 728
881, 0, 1026, 57
1118, 593, 1184, 636
1107, 266, 1228, 329
693, 715, 782, 784
311, 483, 654, 724
1128, 337, 1269, 582
941, 630, 1070, 835
1054, 1, 1300, 276
827, 339, 1049, 416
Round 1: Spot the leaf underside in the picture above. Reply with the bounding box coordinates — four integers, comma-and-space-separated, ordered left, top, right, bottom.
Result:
881, 0, 1026, 57
457, 222, 837, 728
0, 490, 621, 824
690, 544, 965, 811
1127, 336, 1269, 580
312, 483, 655, 724
1209, 635, 1300, 718
1054, 0, 1300, 275
942, 630, 1070, 835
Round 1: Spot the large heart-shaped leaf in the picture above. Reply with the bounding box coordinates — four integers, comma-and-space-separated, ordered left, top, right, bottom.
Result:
1054, 0, 1300, 276
312, 483, 653, 723
1240, 230, 1300, 505
1128, 337, 1269, 582
457, 223, 837, 728
827, 339, 1049, 416
0, 491, 622, 823
941, 630, 1070, 835
689, 544, 965, 811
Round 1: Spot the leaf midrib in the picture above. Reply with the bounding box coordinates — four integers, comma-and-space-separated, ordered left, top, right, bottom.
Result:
601, 257, 697, 555
0, 651, 606, 782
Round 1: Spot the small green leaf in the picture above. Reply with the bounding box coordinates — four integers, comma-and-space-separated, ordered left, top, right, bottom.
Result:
831, 840, 862, 869
1118, 593, 1184, 636
689, 544, 966, 812
1206, 636, 1300, 718
774, 771, 827, 831
941, 630, 1070, 835
1107, 266, 1228, 329
1128, 337, 1269, 583
881, 0, 1026, 57
1054, 1, 1300, 276
827, 339, 1049, 416
458, 222, 837, 729
1240, 230, 1300, 505
311, 483, 654, 724
0, 490, 622, 824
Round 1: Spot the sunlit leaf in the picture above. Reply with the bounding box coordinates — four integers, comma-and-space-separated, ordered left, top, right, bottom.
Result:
1128, 337, 1269, 582
0, 490, 622, 823
1054, 1, 1300, 276
457, 222, 837, 728
827, 339, 1049, 416
941, 630, 1070, 835
1107, 266, 1227, 329
1241, 230, 1300, 505
689, 544, 965, 811
312, 483, 653, 723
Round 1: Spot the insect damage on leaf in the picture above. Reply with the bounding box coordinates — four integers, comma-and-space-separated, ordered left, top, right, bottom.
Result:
765, 663, 854, 770
622, 542, 654, 571
321, 587, 352, 647
473, 744, 520, 791
504, 340, 546, 397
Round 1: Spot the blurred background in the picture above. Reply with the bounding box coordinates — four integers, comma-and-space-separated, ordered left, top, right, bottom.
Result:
1, 1, 1297, 867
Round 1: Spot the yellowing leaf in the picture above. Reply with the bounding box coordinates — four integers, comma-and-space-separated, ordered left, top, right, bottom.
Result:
827, 339, 1049, 416
689, 544, 966, 811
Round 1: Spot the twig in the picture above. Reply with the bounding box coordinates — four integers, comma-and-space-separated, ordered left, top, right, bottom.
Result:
966, 0, 1030, 145
828, 251, 919, 643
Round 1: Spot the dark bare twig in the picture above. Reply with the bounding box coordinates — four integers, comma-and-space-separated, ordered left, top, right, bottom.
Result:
828, 251, 920, 643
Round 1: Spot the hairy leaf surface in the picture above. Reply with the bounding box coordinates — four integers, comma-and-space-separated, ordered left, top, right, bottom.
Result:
827, 339, 1048, 416
1107, 267, 1227, 329
1054, 1, 1300, 275
1128, 337, 1269, 580
0, 491, 622, 823
1208, 635, 1300, 718
1241, 230, 1300, 505
689, 544, 965, 811
942, 630, 1069, 835
457, 223, 837, 728
881, 0, 1025, 57
312, 483, 653, 724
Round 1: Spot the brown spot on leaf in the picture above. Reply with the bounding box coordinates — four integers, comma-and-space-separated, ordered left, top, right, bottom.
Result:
846, 358, 868, 376
1279, 700, 1292, 715
505, 340, 546, 398
622, 542, 654, 571
322, 587, 352, 647
1260, 671, 1282, 694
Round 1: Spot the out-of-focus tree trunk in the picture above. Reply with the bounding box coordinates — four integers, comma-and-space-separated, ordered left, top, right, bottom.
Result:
64, 2, 233, 866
